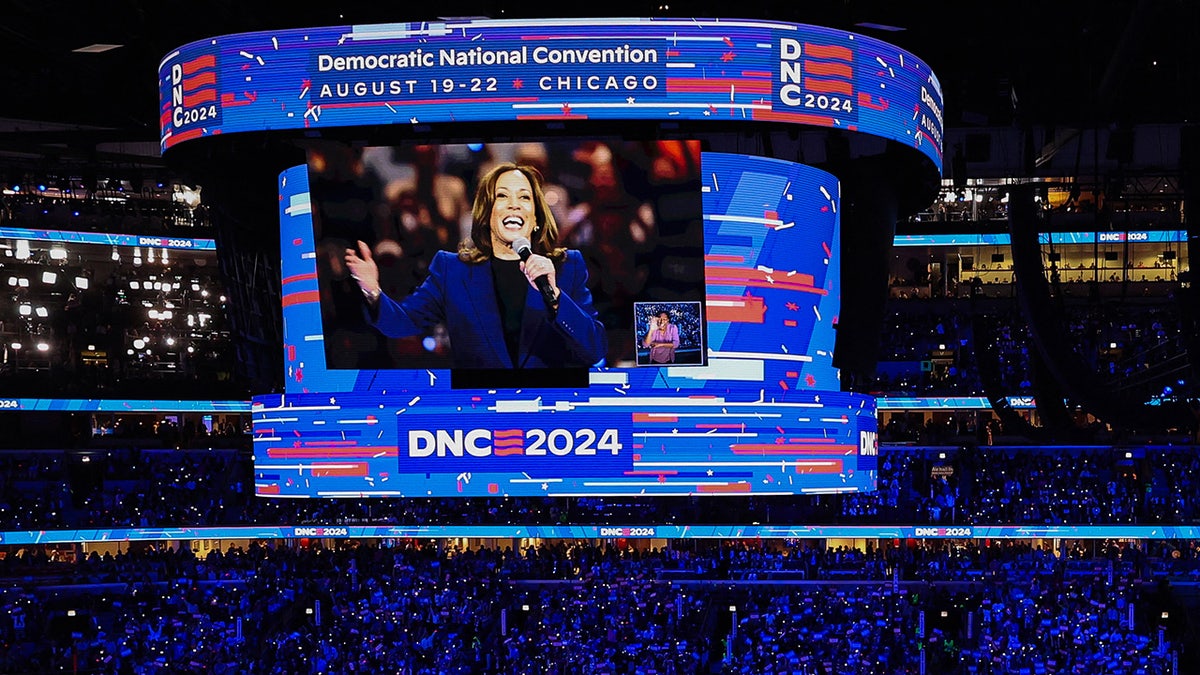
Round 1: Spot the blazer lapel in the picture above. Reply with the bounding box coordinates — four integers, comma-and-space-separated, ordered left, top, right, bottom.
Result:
517, 285, 549, 368
461, 261, 513, 368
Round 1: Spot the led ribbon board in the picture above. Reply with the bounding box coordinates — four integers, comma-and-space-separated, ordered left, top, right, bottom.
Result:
4, 524, 1195, 545
159, 17, 942, 171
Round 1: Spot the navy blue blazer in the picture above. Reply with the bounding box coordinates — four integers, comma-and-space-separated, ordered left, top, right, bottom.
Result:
371, 250, 607, 369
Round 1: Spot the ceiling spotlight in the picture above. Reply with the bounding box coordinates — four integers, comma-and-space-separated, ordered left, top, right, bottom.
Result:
41, 271, 57, 285
36, 342, 49, 352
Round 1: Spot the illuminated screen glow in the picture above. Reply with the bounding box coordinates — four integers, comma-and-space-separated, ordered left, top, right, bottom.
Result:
305, 139, 707, 374
159, 17, 942, 171
256, 150, 876, 498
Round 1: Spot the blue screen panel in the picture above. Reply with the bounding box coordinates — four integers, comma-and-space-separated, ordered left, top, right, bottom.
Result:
258, 151, 875, 497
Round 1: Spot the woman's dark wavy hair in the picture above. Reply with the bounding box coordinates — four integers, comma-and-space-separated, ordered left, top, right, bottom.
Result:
458, 162, 565, 263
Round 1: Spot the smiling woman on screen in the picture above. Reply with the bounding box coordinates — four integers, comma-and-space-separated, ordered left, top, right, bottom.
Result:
345, 162, 607, 369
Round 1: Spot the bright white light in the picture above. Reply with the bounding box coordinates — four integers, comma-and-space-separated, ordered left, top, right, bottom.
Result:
87, 344, 95, 350
10, 343, 20, 350
160, 310, 173, 320
6, 276, 15, 286
75, 276, 89, 289
191, 283, 200, 291
165, 337, 175, 346
133, 339, 146, 349
112, 247, 120, 261
161, 248, 169, 263
148, 249, 155, 263
219, 295, 226, 303
15, 240, 30, 259
201, 290, 209, 298
126, 349, 134, 355
187, 315, 195, 327
49, 248, 67, 260
130, 281, 140, 290
186, 346, 195, 353
148, 310, 159, 320
35, 307, 48, 318
18, 304, 31, 316
133, 257, 142, 266
41, 271, 57, 284
36, 342, 49, 352
17, 278, 28, 288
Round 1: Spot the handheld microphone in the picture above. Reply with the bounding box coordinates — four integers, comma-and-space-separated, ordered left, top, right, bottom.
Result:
512, 236, 558, 317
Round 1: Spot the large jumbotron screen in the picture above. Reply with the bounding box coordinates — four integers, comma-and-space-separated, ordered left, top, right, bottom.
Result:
200, 16, 933, 498
254, 142, 877, 498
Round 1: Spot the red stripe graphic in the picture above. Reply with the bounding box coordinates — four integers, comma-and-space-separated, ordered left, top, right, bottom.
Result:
220, 92, 255, 108
804, 43, 852, 61
281, 272, 318, 286
182, 54, 216, 75
741, 70, 772, 77
803, 78, 853, 95
707, 268, 824, 293
705, 295, 766, 323
494, 429, 524, 438
698, 483, 752, 493
666, 78, 771, 93
282, 290, 320, 307
257, 484, 281, 494
311, 463, 370, 477
182, 89, 217, 107
704, 254, 745, 263
183, 71, 216, 90
266, 447, 398, 458
796, 460, 844, 473
804, 61, 853, 78
494, 446, 525, 457
634, 413, 676, 422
